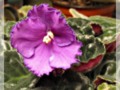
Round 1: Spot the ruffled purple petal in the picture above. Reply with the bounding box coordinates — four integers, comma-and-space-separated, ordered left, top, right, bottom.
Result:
28, 4, 75, 46
28, 4, 58, 24
28, 4, 49, 18
10, 18, 47, 58
24, 43, 53, 77
45, 8, 75, 46
53, 24, 75, 46
49, 41, 82, 69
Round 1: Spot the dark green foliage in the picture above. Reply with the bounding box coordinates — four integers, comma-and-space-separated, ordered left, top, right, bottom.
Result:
2, 6, 119, 90
67, 18, 105, 63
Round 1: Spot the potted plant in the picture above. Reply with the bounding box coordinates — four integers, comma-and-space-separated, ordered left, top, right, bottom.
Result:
51, 0, 116, 17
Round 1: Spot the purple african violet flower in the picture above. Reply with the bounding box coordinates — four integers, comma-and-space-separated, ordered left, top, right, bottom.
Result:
10, 4, 82, 77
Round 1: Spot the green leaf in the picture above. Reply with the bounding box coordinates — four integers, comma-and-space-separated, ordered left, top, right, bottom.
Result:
93, 53, 117, 89
5, 74, 38, 90
89, 16, 118, 44
70, 15, 118, 44
69, 8, 88, 19
68, 18, 105, 63
67, 18, 90, 33
4, 50, 37, 90
4, 41, 12, 50
97, 75, 116, 83
4, 50, 27, 82
93, 53, 116, 78
4, 21, 16, 40
89, 16, 116, 28
67, 17, 118, 63
97, 83, 116, 90
78, 36, 105, 63
68, 9, 118, 44
18, 5, 32, 18
98, 27, 116, 44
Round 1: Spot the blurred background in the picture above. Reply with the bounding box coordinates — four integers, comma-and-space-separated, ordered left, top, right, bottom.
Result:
4, 0, 116, 21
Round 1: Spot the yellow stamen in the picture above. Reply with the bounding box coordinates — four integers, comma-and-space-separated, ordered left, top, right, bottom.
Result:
43, 31, 54, 44
47, 31, 54, 39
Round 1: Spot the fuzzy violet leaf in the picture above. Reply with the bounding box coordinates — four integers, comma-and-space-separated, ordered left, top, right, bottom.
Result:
4, 50, 28, 82
93, 53, 117, 89
89, 16, 116, 28
67, 18, 105, 62
78, 37, 105, 63
4, 49, 37, 90
92, 53, 116, 79
18, 5, 32, 18
73, 55, 103, 73
90, 16, 118, 45
68, 18, 105, 72
69, 9, 118, 46
4, 40, 13, 50
97, 83, 116, 90
68, 14, 118, 53
94, 75, 116, 90
4, 21, 16, 40
67, 16, 118, 73
67, 18, 94, 35
97, 27, 116, 45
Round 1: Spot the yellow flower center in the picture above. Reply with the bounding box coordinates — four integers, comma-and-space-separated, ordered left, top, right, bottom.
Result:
43, 31, 54, 44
